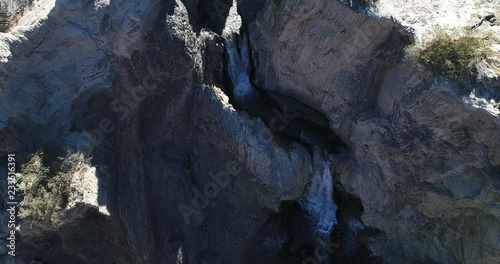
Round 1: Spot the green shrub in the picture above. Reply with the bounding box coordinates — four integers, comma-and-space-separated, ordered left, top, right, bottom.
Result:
418, 32, 489, 89
18, 151, 85, 226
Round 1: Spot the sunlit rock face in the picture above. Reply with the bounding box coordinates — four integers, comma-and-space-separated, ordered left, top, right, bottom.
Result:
239, 0, 500, 263
238, 0, 411, 138
374, 0, 500, 88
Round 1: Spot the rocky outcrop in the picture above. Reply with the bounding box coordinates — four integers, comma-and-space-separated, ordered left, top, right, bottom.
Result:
240, 0, 500, 263
376, 0, 500, 88
1, 0, 313, 263
239, 0, 412, 140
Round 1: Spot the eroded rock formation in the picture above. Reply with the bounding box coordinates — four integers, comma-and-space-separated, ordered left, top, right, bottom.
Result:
0, 0, 498, 263
239, 0, 500, 263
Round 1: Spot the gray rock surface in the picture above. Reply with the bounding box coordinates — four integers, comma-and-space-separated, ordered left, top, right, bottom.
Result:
1, 0, 312, 263
0, 0, 499, 263
240, 0, 500, 263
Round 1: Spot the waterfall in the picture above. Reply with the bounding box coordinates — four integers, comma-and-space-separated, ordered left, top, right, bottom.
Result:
300, 146, 338, 235
222, 0, 254, 99
225, 34, 254, 99
221, 0, 337, 235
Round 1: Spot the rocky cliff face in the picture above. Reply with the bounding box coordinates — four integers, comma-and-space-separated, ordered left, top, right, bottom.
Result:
240, 0, 500, 263
0, 0, 499, 263
1, 0, 313, 263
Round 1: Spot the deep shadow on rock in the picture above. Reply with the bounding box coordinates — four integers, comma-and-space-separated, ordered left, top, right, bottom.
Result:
17, 204, 133, 264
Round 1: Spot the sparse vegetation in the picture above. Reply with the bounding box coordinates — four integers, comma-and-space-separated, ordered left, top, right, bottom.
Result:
0, 4, 18, 32
0, 0, 31, 32
0, 8, 13, 32
417, 31, 490, 89
18, 151, 86, 226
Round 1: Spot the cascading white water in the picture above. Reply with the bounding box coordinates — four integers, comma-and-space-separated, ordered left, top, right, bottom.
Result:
225, 34, 254, 99
300, 146, 338, 235
222, 0, 254, 99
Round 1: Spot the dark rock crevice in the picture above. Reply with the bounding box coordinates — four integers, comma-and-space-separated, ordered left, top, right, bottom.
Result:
222, 33, 345, 153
